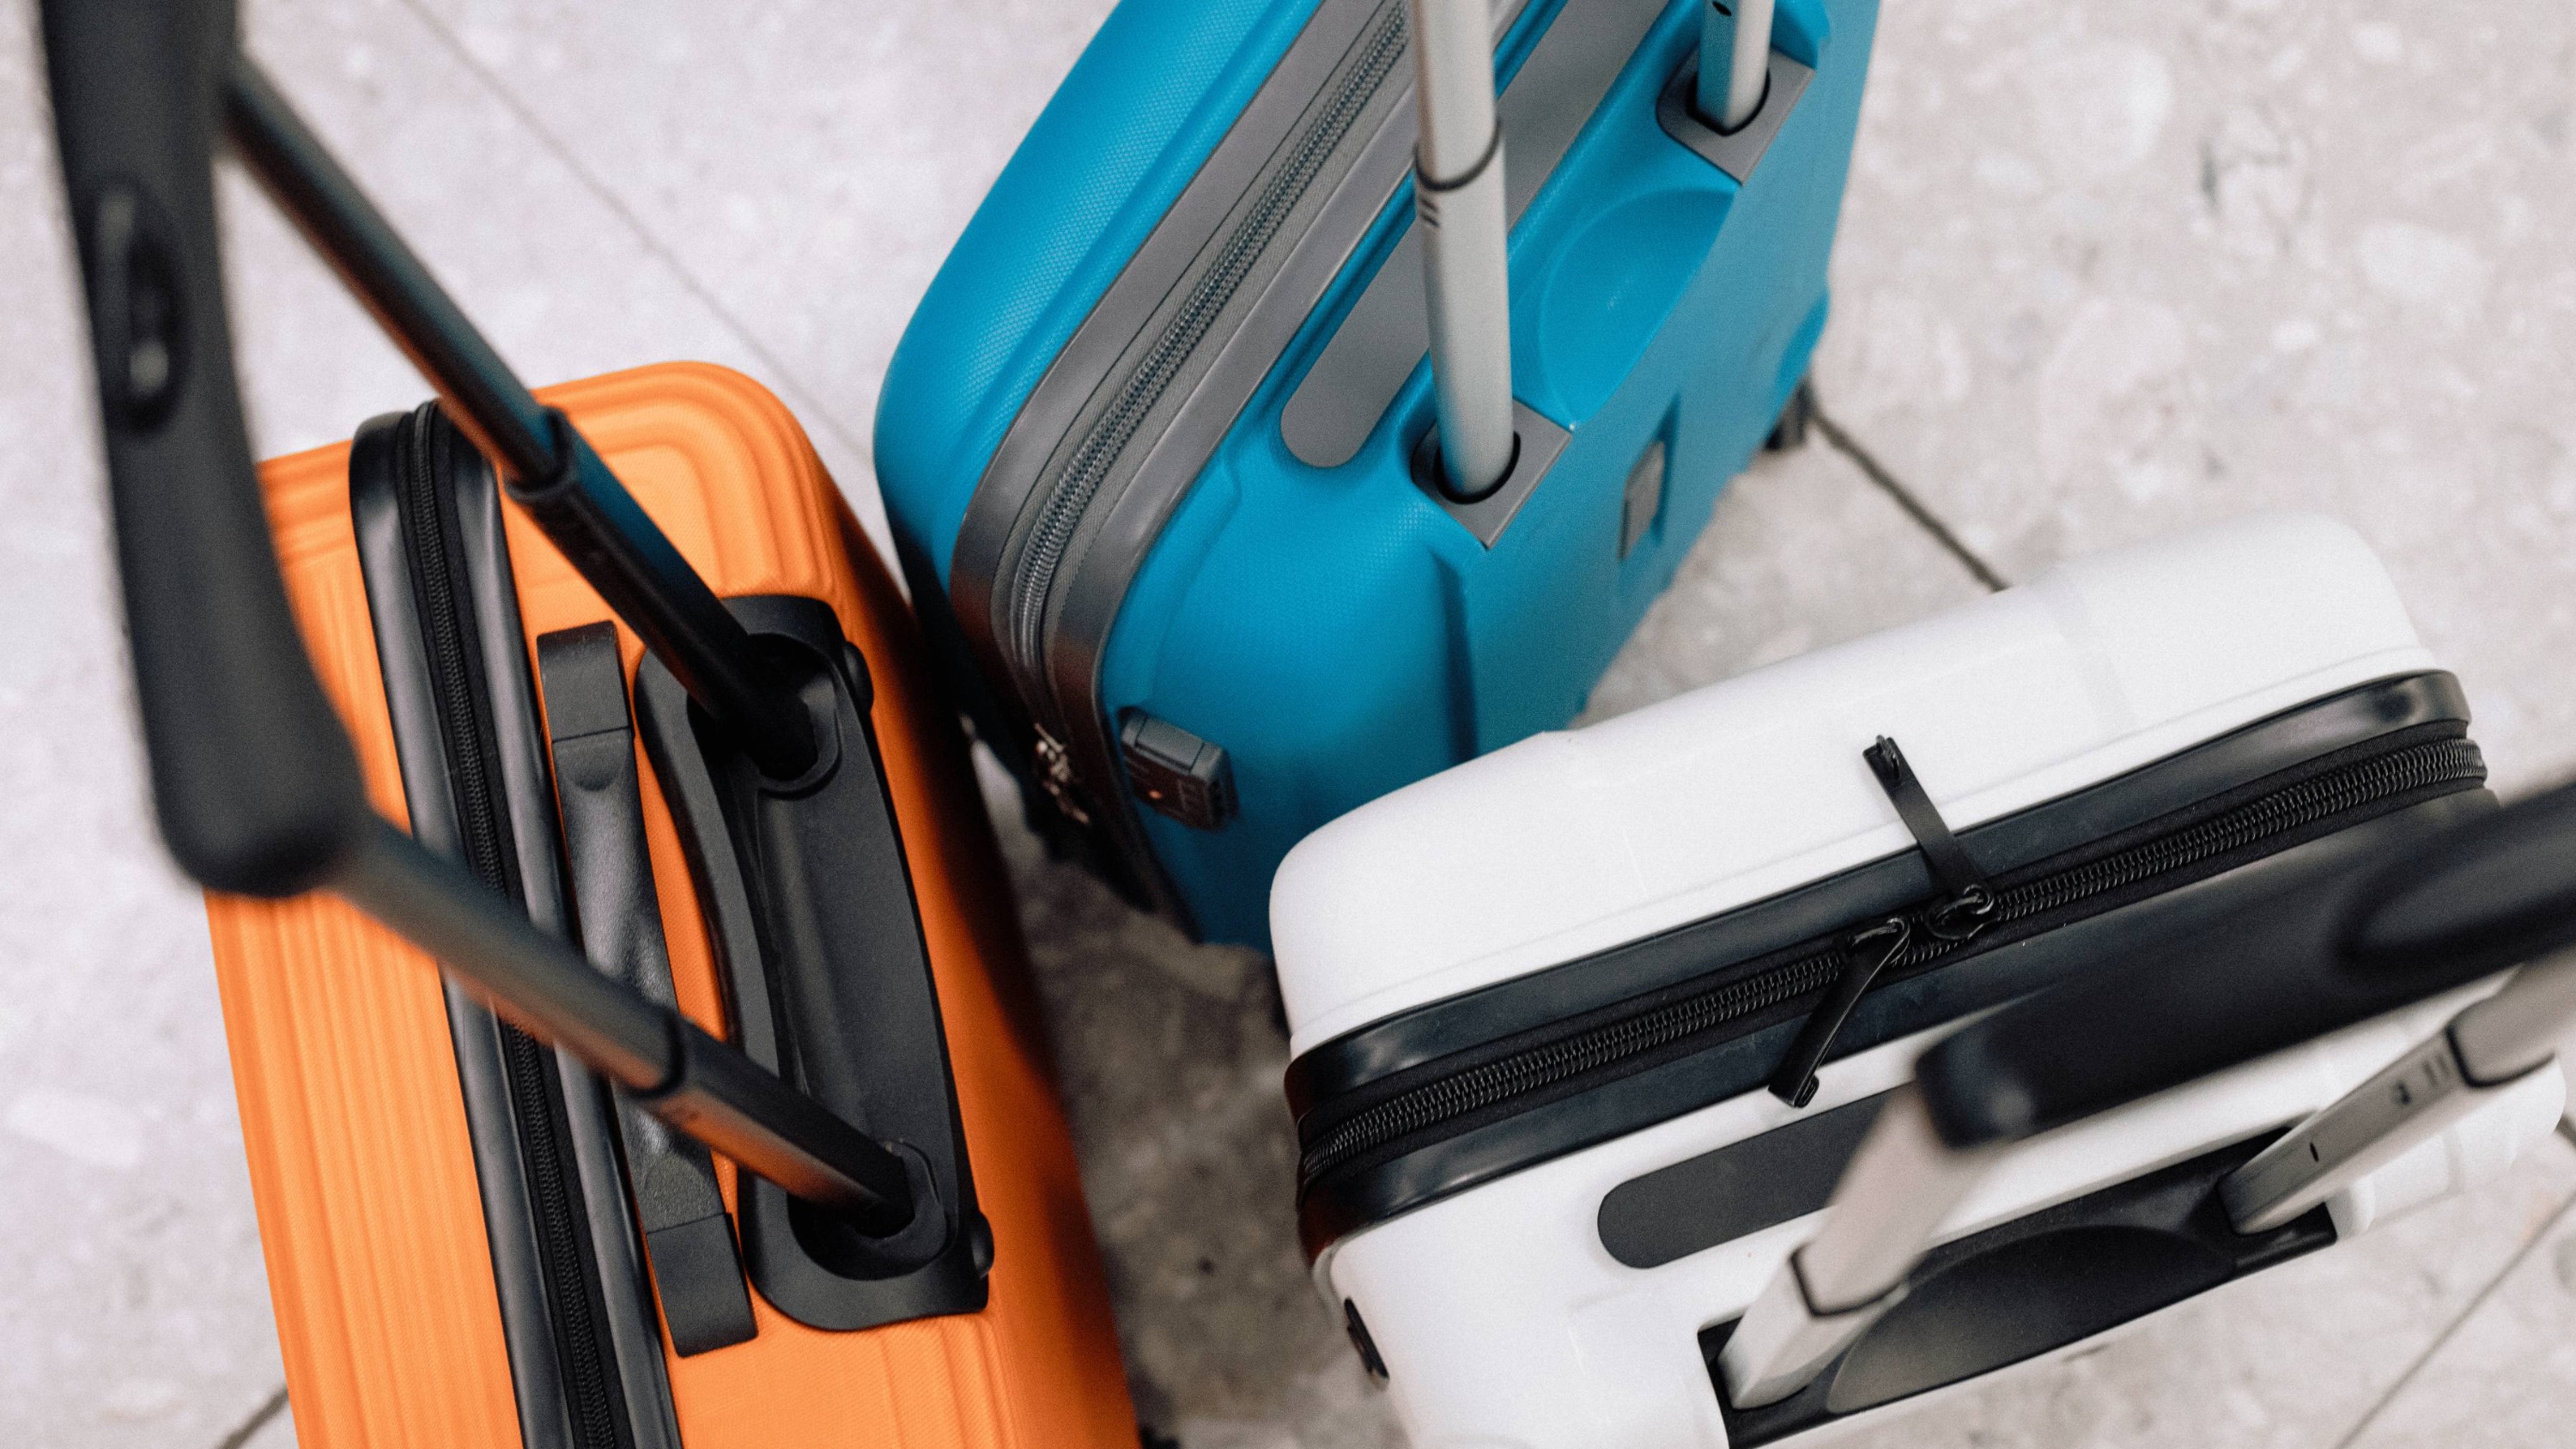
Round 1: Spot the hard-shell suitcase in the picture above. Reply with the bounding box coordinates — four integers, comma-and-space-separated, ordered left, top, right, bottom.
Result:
44, 5, 1135, 1446
876, 0, 1878, 945
1266, 514, 2564, 1447
1706, 769, 2576, 1434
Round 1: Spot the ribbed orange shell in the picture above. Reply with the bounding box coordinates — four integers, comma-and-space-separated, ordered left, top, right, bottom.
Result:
206, 363, 1134, 1448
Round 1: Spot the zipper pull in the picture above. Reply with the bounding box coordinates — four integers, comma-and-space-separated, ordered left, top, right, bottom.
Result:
1862, 735, 1984, 897
1032, 728, 1093, 827
1765, 737, 1997, 1109
1768, 917, 1912, 1108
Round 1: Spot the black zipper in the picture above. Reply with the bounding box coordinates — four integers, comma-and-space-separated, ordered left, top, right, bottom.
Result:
1297, 732, 2487, 1190
1002, 0, 1411, 758
397, 409, 629, 1449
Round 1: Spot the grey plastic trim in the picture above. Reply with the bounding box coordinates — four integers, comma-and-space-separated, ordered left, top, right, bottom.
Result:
1407, 400, 1571, 546
1282, 0, 1673, 470
1619, 436, 1667, 558
1656, 49, 1812, 182
949, 0, 1426, 911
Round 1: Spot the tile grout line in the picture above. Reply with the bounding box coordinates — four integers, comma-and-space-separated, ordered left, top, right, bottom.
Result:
387, 0, 879, 475
1807, 399, 2010, 594
2328, 1186, 2576, 1449
213, 1385, 289, 1449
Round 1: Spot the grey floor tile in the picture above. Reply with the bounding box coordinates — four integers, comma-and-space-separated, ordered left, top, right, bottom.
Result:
222, 1389, 295, 1449
1583, 436, 1993, 723
392, 0, 1118, 513
2344, 1172, 2576, 1449
975, 746, 1354, 1446
222, 0, 897, 545
1812, 0, 2576, 793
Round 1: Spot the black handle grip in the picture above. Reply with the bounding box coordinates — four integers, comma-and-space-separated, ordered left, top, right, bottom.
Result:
39, 2, 914, 1223
1915, 789, 2564, 1149
42, 0, 368, 896
2346, 779, 2576, 983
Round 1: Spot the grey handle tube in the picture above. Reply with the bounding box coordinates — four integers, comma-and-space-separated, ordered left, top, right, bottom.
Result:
1407, 0, 1516, 498
2222, 949, 2576, 1236
1720, 1085, 2000, 1408
1697, 0, 1775, 131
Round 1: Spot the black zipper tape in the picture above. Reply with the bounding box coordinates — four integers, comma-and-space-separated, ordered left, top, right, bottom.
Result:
1291, 691, 2487, 1245
392, 406, 634, 1449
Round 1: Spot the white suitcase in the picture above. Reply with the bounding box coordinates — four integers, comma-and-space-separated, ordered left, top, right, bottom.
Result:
1268, 514, 2561, 1449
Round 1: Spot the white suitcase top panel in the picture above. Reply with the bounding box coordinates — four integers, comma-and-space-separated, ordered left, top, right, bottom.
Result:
1273, 514, 2433, 1053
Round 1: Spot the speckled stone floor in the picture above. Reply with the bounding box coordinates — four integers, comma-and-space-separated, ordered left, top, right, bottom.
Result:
6, 2, 2576, 1446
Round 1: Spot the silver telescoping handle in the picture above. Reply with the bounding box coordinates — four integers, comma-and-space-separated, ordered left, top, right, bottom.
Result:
1719, 1086, 2001, 1409
1407, 0, 1516, 499
2221, 948, 2576, 1233
1697, 0, 1776, 131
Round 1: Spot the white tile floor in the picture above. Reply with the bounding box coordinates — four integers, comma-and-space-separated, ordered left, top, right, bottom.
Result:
4, 0, 2574, 1446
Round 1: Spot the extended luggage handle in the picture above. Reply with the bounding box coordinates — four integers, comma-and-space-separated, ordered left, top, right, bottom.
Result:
41, 0, 915, 1233
1406, 0, 1516, 498
1406, 0, 1785, 499
1698, 0, 1777, 133
1720, 778, 2576, 1408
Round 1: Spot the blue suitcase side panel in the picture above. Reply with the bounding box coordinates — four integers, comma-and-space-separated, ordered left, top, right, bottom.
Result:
873, 0, 1321, 586
1104, 0, 1878, 947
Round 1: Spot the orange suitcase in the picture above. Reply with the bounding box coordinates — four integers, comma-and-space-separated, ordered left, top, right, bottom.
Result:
43, 4, 1137, 1446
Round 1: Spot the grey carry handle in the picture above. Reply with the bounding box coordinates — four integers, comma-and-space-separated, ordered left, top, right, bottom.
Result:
41, 0, 914, 1233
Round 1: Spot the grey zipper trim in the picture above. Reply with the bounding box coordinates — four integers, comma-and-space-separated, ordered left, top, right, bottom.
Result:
1003, 2, 1413, 693
948, 0, 1660, 908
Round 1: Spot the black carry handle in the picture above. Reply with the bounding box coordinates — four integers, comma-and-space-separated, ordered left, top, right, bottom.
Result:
1917, 779, 2576, 1150
41, 0, 911, 1233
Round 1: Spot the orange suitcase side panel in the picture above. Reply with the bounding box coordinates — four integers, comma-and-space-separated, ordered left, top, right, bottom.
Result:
208, 363, 1134, 1448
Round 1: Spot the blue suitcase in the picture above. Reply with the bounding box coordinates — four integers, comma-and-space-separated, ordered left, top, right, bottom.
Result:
876, 0, 1878, 946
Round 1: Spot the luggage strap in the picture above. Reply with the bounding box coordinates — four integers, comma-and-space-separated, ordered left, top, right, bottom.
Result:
541, 624, 759, 1357
1862, 736, 1984, 898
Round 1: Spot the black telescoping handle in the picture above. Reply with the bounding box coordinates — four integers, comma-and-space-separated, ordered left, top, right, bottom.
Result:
1917, 780, 2576, 1151
43, 0, 368, 898
220, 58, 817, 783
2354, 781, 2576, 1083
39, 0, 908, 1230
